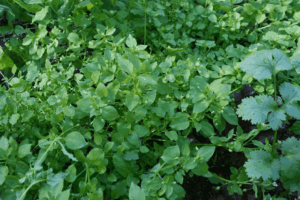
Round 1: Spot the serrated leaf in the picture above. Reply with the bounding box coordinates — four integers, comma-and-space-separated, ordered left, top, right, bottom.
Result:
65, 131, 87, 150
244, 150, 280, 181
240, 49, 293, 81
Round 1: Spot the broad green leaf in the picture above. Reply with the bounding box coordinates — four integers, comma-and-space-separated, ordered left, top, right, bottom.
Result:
161, 145, 180, 164
222, 106, 239, 125
213, 114, 226, 134
86, 148, 105, 165
112, 154, 132, 177
65, 131, 87, 150
9, 113, 20, 125
76, 97, 94, 113
93, 116, 105, 132
67, 32, 80, 43
290, 121, 300, 135
169, 113, 190, 131
18, 144, 31, 158
165, 131, 178, 141
47, 172, 67, 187
140, 146, 149, 153
104, 142, 114, 152
129, 182, 145, 200
208, 14, 217, 23
56, 189, 71, 200
195, 120, 215, 137
102, 106, 119, 121
138, 74, 157, 86
117, 55, 133, 74
125, 93, 141, 111
143, 90, 156, 105
63, 106, 75, 117
0, 49, 16, 70
197, 146, 215, 162
193, 99, 210, 113
0, 136, 8, 151
239, 48, 293, 81
126, 34, 137, 48
0, 166, 8, 185
192, 162, 209, 176
65, 164, 77, 183
32, 6, 49, 23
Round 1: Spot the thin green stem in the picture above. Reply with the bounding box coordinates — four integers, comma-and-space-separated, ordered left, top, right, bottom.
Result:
19, 179, 47, 200
272, 74, 277, 156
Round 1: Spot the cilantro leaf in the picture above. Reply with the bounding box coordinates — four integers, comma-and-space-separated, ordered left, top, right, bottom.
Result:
239, 49, 293, 81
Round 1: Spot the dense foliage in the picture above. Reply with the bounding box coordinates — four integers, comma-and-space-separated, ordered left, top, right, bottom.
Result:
0, 0, 300, 199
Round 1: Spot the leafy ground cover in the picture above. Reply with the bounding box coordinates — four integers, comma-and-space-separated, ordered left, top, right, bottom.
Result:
1, 0, 300, 200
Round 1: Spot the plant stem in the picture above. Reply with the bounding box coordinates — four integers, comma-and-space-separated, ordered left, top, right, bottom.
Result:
272, 74, 277, 156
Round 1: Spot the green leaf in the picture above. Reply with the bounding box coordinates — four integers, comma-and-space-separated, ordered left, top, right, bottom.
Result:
244, 150, 280, 181
18, 144, 31, 158
161, 145, 180, 164
102, 106, 119, 121
165, 130, 178, 141
65, 164, 77, 183
222, 106, 239, 125
76, 97, 94, 113
290, 121, 300, 135
0, 136, 9, 151
208, 14, 217, 23
65, 131, 88, 150
192, 162, 209, 176
239, 49, 293, 81
9, 113, 20, 125
138, 74, 157, 86
169, 113, 190, 131
197, 146, 215, 162
93, 116, 105, 132
125, 93, 141, 111
117, 55, 133, 74
67, 32, 80, 43
193, 99, 210, 113
195, 120, 215, 137
32, 6, 48, 23
129, 182, 145, 200
0, 49, 16, 70
56, 189, 71, 200
0, 166, 8, 185
126, 34, 137, 48
60, 142, 78, 161
112, 154, 132, 177
86, 148, 105, 165
213, 114, 226, 134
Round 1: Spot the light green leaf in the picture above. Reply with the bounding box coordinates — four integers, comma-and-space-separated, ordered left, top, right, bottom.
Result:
102, 106, 119, 121
93, 116, 105, 132
125, 94, 141, 111
126, 34, 137, 48
56, 189, 71, 200
32, 6, 49, 23
0, 136, 8, 151
161, 145, 180, 164
0, 166, 8, 185
222, 106, 239, 125
60, 142, 78, 161
208, 14, 217, 23
129, 182, 145, 200
76, 97, 94, 113
9, 113, 20, 125
18, 144, 31, 158
104, 142, 114, 152
63, 106, 75, 117
117, 55, 133, 74
197, 146, 215, 162
67, 32, 80, 43
169, 113, 190, 131
193, 99, 210, 113
138, 74, 157, 86
65, 164, 77, 183
165, 131, 178, 141
65, 132, 87, 150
